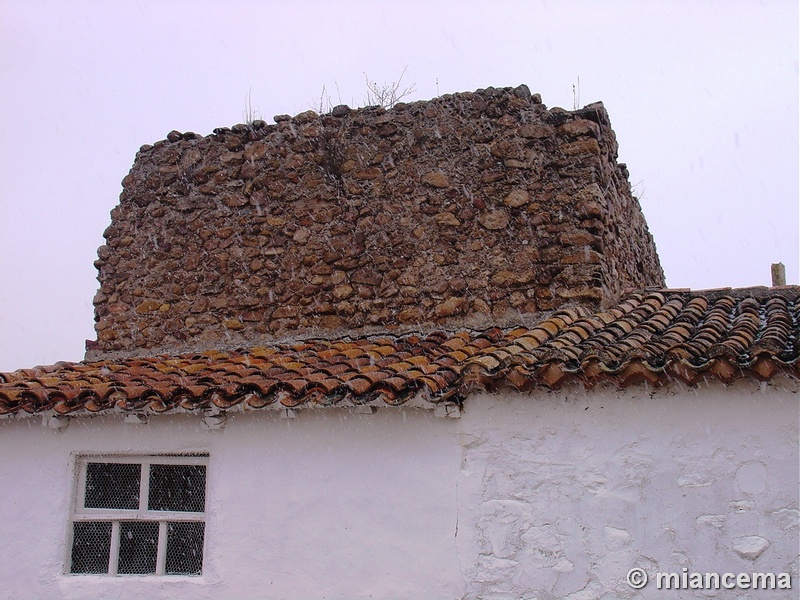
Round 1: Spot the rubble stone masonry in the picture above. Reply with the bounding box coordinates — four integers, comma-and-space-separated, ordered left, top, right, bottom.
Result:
90, 85, 664, 358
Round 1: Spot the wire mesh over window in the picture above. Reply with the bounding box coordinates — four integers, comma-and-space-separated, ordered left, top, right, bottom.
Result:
84, 463, 140, 509
118, 521, 159, 574
70, 455, 207, 576
166, 521, 205, 575
70, 521, 111, 574
149, 464, 206, 512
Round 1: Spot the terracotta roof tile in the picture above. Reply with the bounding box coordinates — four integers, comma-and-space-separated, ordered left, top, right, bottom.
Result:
1, 287, 798, 416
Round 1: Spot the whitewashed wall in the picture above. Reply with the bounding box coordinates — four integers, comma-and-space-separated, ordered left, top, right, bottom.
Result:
456, 380, 798, 599
0, 379, 796, 599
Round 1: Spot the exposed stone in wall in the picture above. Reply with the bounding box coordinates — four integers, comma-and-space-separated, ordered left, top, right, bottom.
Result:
91, 85, 664, 358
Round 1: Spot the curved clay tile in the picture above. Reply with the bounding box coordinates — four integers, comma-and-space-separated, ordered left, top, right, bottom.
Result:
1, 287, 798, 416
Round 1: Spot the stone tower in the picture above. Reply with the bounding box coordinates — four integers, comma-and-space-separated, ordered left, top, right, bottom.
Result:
90, 85, 663, 359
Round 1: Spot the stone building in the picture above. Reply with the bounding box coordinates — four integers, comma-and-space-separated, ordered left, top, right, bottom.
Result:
1, 86, 797, 599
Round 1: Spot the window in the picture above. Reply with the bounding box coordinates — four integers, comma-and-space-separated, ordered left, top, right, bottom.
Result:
68, 454, 207, 576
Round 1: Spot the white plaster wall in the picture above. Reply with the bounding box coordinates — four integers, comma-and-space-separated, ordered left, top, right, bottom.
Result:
0, 408, 463, 600
455, 380, 799, 599
0, 380, 796, 600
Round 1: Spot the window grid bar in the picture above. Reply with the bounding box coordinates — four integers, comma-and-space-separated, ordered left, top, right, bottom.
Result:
109, 521, 121, 576
72, 513, 205, 522
75, 460, 88, 510
156, 521, 168, 576
139, 460, 151, 512
74, 454, 208, 464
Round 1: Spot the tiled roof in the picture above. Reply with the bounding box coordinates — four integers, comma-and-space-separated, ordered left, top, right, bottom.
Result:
1, 288, 798, 417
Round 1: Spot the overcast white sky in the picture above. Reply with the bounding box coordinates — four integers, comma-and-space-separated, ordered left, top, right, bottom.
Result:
1, 0, 797, 372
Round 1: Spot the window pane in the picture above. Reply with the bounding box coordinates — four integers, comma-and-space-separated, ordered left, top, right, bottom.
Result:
118, 521, 159, 574
165, 522, 205, 575
85, 463, 140, 510
71, 521, 111, 574
148, 464, 206, 512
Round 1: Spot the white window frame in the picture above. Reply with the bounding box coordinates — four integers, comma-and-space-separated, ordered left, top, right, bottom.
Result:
67, 453, 208, 577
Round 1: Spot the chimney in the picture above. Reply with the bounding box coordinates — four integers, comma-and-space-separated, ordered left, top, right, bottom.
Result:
89, 85, 664, 360
771, 263, 786, 286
